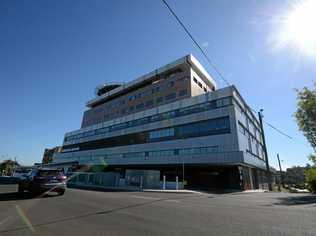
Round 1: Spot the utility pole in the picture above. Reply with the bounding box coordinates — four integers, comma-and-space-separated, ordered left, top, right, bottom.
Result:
258, 109, 272, 191
277, 153, 284, 189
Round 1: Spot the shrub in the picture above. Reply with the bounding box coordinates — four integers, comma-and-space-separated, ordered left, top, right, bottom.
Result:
305, 168, 316, 193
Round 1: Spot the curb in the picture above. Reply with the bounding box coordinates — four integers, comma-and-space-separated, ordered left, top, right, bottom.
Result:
143, 189, 199, 194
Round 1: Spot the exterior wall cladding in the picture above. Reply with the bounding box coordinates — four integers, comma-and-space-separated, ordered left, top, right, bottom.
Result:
53, 54, 268, 190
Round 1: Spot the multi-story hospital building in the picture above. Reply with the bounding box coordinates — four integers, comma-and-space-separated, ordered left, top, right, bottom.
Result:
52, 55, 269, 190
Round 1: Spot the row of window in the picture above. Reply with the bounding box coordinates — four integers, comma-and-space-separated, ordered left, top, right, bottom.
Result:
149, 128, 175, 140
193, 76, 209, 93
63, 117, 231, 152
85, 88, 189, 126
125, 77, 185, 103
132, 89, 186, 111
65, 97, 233, 142
55, 145, 220, 163
235, 101, 261, 140
238, 122, 264, 160
89, 76, 187, 115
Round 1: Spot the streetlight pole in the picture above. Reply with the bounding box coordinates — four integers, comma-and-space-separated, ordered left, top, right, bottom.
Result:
258, 109, 272, 191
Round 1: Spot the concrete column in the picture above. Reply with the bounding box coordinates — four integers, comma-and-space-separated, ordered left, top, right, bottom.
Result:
249, 167, 254, 190
238, 166, 244, 190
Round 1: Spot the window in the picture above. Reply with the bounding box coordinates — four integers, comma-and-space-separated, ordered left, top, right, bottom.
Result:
167, 81, 175, 87
95, 127, 109, 135
152, 86, 160, 94
161, 110, 176, 119
198, 82, 202, 88
203, 87, 207, 92
148, 150, 174, 157
108, 154, 123, 159
255, 142, 259, 156
123, 152, 145, 158
216, 99, 223, 107
247, 135, 252, 153
142, 90, 151, 97
64, 117, 230, 151
179, 89, 187, 96
150, 114, 160, 122
156, 97, 163, 104
178, 117, 230, 138
238, 122, 245, 135
246, 118, 250, 129
145, 100, 154, 107
110, 122, 127, 131
217, 97, 231, 107
129, 106, 135, 112
65, 98, 233, 142
149, 128, 175, 140
136, 103, 144, 110
165, 93, 176, 101
193, 77, 198, 84
178, 146, 218, 156
207, 146, 219, 153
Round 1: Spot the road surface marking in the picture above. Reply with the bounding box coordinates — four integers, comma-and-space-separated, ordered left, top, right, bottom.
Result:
165, 199, 180, 203
15, 205, 35, 232
131, 195, 161, 200
0, 217, 9, 225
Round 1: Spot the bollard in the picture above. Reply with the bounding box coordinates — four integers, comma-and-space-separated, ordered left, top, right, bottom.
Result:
163, 175, 166, 190
140, 176, 143, 191
176, 176, 179, 190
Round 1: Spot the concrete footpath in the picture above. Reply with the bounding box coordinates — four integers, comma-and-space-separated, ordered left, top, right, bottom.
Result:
67, 183, 271, 194
67, 183, 200, 194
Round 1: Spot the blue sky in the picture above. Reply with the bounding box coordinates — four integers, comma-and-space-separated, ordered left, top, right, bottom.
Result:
0, 0, 314, 169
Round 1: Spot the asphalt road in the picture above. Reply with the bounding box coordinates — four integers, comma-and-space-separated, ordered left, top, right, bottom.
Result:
0, 185, 316, 236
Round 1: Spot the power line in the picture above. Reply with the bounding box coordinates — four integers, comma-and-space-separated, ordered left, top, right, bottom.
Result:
161, 0, 297, 142
161, 0, 230, 86
263, 120, 293, 140
249, 107, 293, 140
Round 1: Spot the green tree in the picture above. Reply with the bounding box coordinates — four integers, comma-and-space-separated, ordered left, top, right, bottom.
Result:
283, 166, 306, 188
305, 168, 316, 193
294, 83, 316, 155
0, 159, 19, 176
308, 154, 316, 165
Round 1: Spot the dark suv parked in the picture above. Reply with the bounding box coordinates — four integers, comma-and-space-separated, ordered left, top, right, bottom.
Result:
18, 168, 66, 195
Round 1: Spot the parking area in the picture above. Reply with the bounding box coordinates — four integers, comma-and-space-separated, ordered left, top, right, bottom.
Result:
0, 184, 316, 235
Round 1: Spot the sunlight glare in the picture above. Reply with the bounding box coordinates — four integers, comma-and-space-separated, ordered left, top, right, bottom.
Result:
277, 0, 316, 56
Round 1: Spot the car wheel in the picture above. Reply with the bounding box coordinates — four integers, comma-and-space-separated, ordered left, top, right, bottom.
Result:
58, 190, 65, 195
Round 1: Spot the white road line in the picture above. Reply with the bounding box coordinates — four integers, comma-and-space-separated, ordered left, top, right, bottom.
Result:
131, 195, 161, 200
0, 217, 9, 226
164, 199, 180, 203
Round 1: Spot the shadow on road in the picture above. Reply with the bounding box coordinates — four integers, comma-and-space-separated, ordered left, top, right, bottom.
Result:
275, 195, 316, 206
0, 193, 198, 234
0, 192, 59, 201
67, 184, 138, 193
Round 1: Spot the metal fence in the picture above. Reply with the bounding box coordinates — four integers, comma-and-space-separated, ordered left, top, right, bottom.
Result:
67, 172, 120, 187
